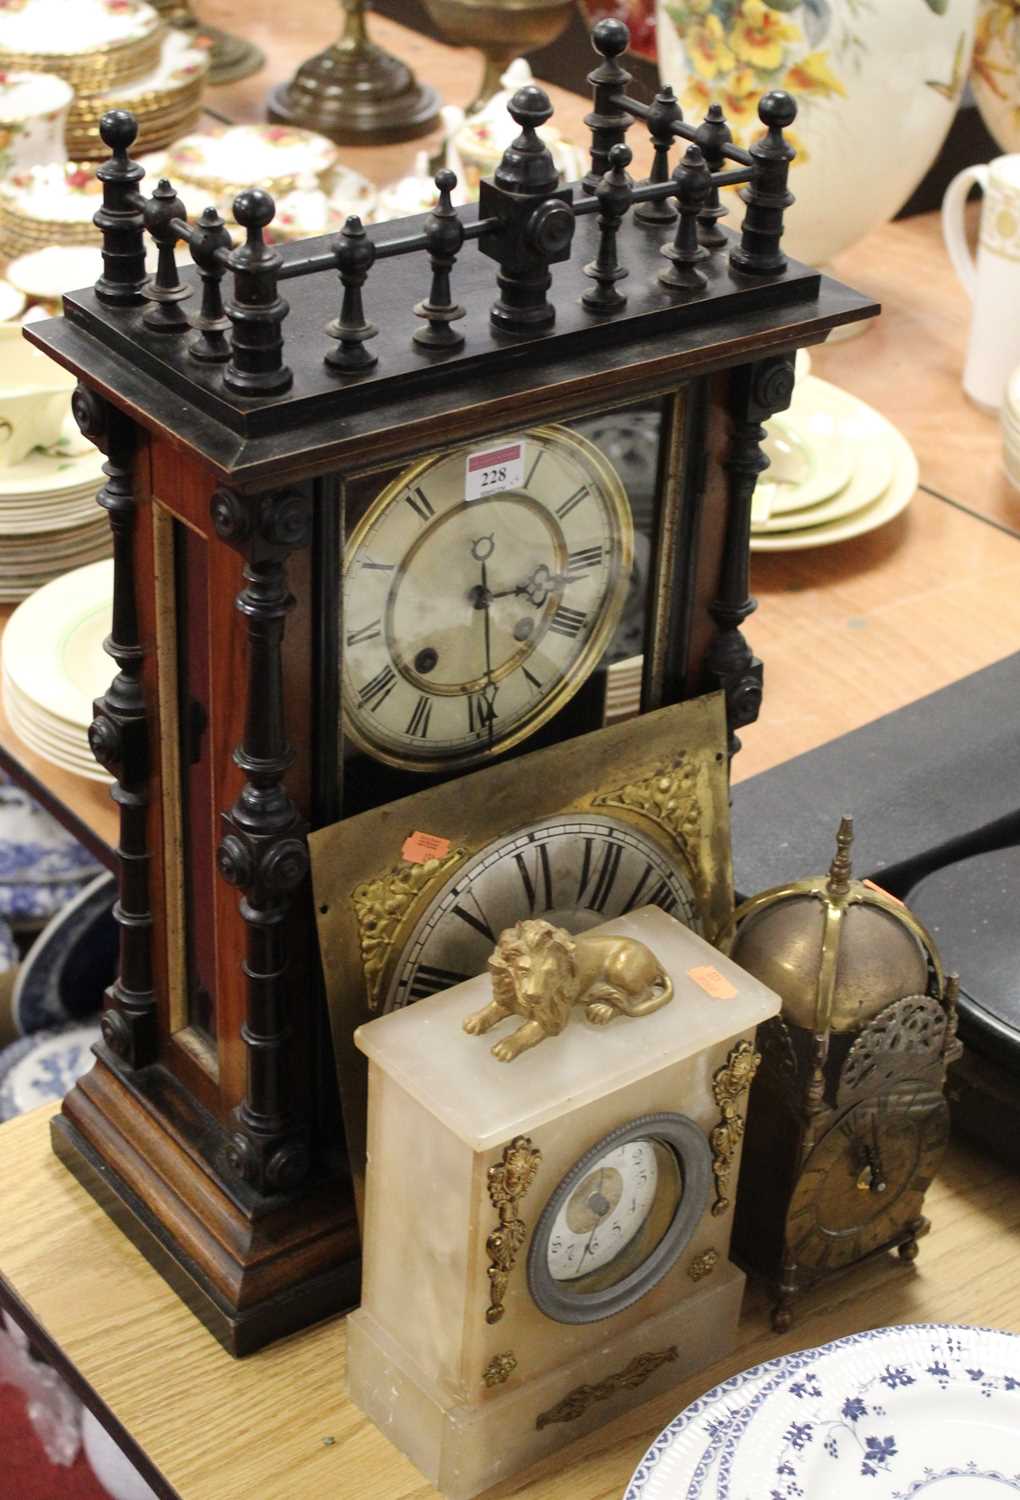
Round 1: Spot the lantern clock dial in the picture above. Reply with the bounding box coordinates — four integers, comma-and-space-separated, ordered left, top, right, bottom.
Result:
385, 814, 698, 1013
785, 1080, 950, 1272
342, 425, 633, 771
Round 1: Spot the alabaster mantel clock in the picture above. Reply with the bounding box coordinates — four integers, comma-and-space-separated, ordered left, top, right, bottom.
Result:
27, 19, 876, 1353
348, 905, 781, 1499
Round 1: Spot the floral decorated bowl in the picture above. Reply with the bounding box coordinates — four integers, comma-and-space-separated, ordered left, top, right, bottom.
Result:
972, 0, 1020, 151
166, 124, 340, 207
655, 0, 978, 266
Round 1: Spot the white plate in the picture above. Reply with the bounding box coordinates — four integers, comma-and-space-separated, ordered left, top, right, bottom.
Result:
727, 1324, 1020, 1500
754, 376, 857, 519
6, 245, 102, 302
753, 423, 897, 536
167, 123, 339, 195
3, 690, 111, 784
2, 558, 112, 727
750, 423, 918, 552
0, 279, 27, 324
624, 1352, 797, 1499
0, 0, 159, 53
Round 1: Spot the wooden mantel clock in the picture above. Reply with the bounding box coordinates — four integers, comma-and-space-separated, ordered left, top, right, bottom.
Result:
27, 19, 876, 1354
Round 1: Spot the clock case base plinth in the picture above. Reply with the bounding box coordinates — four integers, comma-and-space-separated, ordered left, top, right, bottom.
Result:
347, 1262, 745, 1500
51, 1054, 361, 1357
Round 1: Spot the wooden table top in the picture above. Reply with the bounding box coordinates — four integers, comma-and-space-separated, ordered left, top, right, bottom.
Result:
1, 8, 1019, 1498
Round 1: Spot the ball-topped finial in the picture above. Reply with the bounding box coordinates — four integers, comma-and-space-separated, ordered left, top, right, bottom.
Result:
759, 90, 797, 131
233, 188, 276, 233
99, 109, 138, 155
434, 167, 457, 197
592, 17, 629, 57
508, 84, 553, 132
608, 142, 632, 171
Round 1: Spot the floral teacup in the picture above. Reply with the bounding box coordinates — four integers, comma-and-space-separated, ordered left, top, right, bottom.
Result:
0, 325, 75, 470
0, 71, 72, 177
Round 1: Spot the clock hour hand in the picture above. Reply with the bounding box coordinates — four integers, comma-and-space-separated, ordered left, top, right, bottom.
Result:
469, 535, 498, 742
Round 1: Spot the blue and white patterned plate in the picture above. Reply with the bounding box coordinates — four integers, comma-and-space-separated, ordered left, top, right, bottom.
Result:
0, 1021, 100, 1121
11, 869, 115, 1034
0, 771, 101, 888
624, 1325, 1020, 1500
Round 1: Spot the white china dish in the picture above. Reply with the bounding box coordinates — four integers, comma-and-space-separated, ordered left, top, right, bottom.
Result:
2, 558, 113, 729
751, 417, 918, 552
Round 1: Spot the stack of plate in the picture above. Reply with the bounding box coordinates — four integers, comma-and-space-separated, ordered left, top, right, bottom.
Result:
2, 558, 113, 784
0, 161, 104, 259
750, 376, 919, 552
0, 0, 163, 92
0, 413, 109, 601
624, 1322, 1020, 1499
66, 29, 210, 161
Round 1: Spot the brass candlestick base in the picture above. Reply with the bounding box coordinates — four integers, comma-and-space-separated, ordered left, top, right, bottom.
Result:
149, 0, 266, 84
267, 0, 440, 146
201, 24, 266, 85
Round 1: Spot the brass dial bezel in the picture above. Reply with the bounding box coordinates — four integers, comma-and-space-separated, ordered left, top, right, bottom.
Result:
341, 422, 635, 773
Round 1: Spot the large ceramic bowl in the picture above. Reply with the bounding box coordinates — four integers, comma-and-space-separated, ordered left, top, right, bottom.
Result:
972, 0, 1020, 151
655, 0, 978, 266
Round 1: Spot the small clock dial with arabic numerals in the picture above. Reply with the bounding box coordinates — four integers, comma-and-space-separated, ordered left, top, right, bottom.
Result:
342, 425, 633, 772
785, 1079, 950, 1272
385, 813, 698, 1013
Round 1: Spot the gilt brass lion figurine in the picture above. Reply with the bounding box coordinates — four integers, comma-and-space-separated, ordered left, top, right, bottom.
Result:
462, 918, 674, 1062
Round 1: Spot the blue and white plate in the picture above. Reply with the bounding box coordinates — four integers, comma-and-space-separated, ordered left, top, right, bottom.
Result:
0, 1021, 100, 1121
0, 771, 102, 887
625, 1324, 1020, 1500
11, 870, 116, 1034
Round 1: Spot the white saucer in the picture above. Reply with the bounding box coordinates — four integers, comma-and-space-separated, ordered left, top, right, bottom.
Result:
2, 558, 112, 728
755, 398, 854, 520
751, 422, 918, 552
753, 424, 896, 535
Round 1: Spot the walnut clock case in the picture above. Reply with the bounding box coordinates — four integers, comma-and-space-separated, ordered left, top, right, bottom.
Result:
27, 19, 877, 1355
348, 905, 781, 1500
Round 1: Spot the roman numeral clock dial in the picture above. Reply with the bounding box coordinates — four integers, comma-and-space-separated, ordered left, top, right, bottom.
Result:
341, 426, 633, 771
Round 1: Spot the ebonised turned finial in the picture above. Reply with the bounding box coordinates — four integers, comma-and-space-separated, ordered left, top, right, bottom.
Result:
224, 189, 292, 396
325, 215, 378, 373
494, 86, 560, 197
730, 91, 797, 277
189, 207, 233, 364
94, 110, 147, 308
659, 145, 711, 294
694, 103, 733, 249
584, 19, 632, 195
583, 142, 633, 313
635, 87, 680, 228
142, 179, 191, 334
413, 169, 465, 352
479, 83, 575, 335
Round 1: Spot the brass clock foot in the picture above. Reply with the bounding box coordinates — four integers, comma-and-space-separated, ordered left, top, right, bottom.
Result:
898, 1236, 920, 1263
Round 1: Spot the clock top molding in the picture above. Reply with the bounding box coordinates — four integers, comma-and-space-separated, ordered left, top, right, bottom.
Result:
25, 21, 877, 485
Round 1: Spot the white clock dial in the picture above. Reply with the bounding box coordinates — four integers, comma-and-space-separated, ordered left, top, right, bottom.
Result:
385, 814, 698, 1013
547, 1140, 661, 1282
342, 425, 633, 771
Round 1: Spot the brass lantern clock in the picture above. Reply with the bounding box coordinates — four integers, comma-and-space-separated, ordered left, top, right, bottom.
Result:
724, 817, 962, 1332
28, 20, 876, 1354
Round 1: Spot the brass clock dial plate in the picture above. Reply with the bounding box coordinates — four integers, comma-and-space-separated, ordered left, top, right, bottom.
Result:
309, 693, 733, 1211
785, 1078, 949, 1273
342, 424, 634, 771
386, 812, 698, 1012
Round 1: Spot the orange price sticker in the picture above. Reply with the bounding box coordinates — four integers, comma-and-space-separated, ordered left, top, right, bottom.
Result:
688, 965, 737, 1001
402, 830, 452, 865
862, 878, 905, 907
